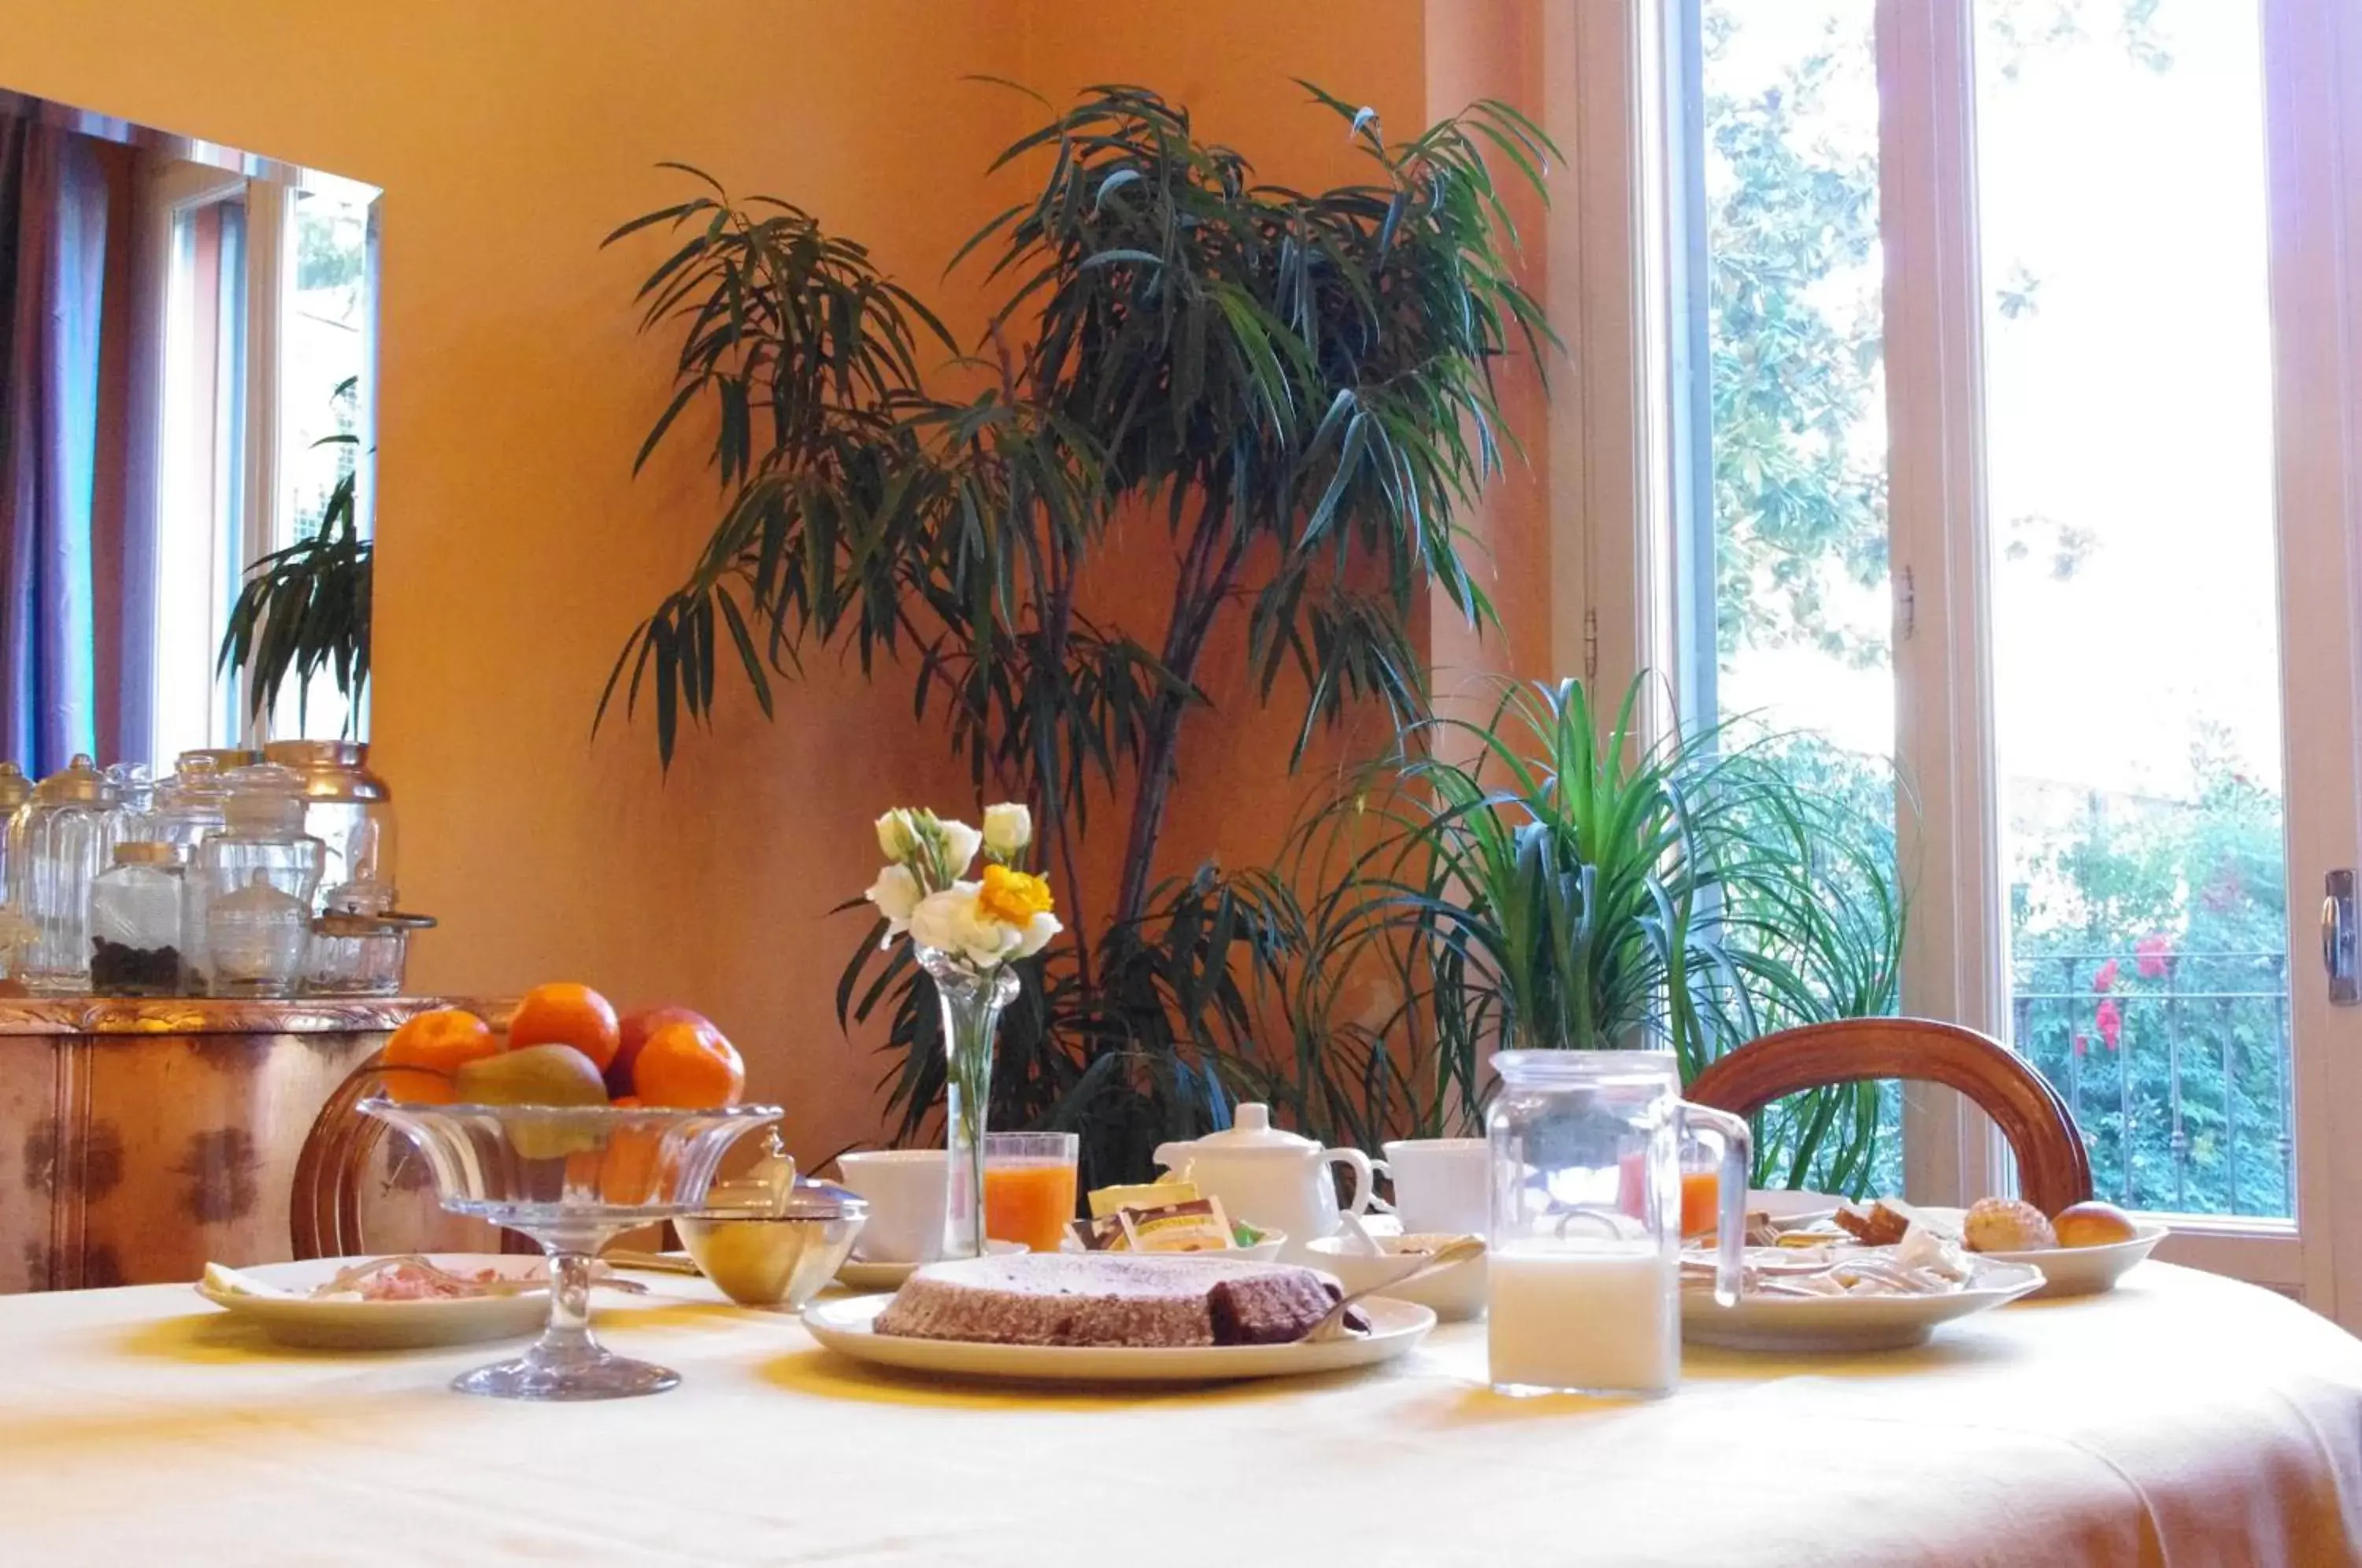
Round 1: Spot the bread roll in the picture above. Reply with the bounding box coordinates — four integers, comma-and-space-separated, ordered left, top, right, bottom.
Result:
1962, 1196, 2057, 1252
2052, 1200, 2139, 1248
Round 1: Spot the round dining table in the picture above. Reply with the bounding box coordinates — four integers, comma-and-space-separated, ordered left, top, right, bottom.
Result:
2, 1260, 2359, 1565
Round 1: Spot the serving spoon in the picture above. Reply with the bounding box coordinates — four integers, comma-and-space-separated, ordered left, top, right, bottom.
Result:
1300, 1234, 1486, 1343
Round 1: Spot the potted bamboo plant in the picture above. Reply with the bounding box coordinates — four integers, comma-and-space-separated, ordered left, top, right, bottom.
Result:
601, 83, 1557, 1184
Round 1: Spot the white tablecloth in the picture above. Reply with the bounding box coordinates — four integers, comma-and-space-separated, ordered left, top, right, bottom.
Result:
3, 1263, 2360, 1565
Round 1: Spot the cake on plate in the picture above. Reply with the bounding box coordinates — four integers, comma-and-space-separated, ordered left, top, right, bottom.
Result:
871, 1252, 1355, 1347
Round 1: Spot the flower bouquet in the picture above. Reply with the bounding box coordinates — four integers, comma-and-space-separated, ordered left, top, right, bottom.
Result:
865, 804, 1059, 1258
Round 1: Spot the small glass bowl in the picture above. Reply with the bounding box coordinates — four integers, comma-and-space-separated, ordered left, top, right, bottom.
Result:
677, 1181, 868, 1309
361, 1096, 779, 1400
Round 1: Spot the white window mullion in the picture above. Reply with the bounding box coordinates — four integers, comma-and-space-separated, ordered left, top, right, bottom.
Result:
1546, 0, 1680, 726
1876, 0, 2007, 1207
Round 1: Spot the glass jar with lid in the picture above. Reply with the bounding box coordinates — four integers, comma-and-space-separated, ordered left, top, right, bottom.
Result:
7, 756, 121, 994
261, 741, 396, 911
103, 762, 157, 841
153, 753, 233, 866
205, 871, 311, 996
184, 764, 324, 996
301, 881, 426, 997
0, 762, 35, 980
89, 842, 183, 996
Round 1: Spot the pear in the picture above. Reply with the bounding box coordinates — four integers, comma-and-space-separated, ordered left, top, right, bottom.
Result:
454, 1044, 611, 1108
454, 1045, 610, 1161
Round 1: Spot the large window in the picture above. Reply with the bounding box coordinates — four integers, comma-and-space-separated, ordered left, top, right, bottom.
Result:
1631, 0, 2362, 1298
142, 162, 376, 763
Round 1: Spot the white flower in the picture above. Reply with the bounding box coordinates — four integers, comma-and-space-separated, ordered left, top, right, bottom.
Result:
936, 818, 983, 881
875, 810, 920, 863
983, 802, 1032, 861
1008, 908, 1061, 960
907, 882, 1021, 969
864, 864, 922, 941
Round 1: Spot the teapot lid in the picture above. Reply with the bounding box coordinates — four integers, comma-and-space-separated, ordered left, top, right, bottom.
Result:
1183, 1103, 1320, 1154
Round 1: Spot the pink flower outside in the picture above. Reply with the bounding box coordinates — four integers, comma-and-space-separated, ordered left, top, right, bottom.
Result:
2097, 997, 2123, 1051
2092, 958, 2120, 993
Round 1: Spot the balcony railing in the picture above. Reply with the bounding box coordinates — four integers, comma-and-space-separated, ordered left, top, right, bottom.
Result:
2009, 950, 2293, 1218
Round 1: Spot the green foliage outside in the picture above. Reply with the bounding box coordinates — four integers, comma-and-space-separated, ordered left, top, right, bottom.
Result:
1700, 0, 2290, 1213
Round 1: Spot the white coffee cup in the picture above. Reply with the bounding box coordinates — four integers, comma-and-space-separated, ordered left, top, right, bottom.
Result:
1379, 1138, 1490, 1235
833, 1149, 950, 1263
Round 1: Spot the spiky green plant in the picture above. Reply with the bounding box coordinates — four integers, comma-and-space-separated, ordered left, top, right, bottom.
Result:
217, 380, 369, 734
605, 84, 1557, 1183
1280, 676, 1908, 1193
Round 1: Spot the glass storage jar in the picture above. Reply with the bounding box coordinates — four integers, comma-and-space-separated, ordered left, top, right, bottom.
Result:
205, 871, 310, 996
0, 762, 35, 981
154, 752, 234, 866
262, 740, 396, 912
89, 842, 184, 996
8, 755, 121, 995
184, 764, 324, 995
302, 881, 419, 997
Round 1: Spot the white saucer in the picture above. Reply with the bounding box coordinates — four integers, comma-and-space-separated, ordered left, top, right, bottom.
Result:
802, 1292, 1435, 1383
835, 1240, 1024, 1291
1681, 1258, 2045, 1352
194, 1255, 549, 1350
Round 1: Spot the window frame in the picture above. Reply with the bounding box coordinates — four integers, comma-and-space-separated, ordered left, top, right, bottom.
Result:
1557, 0, 2362, 1315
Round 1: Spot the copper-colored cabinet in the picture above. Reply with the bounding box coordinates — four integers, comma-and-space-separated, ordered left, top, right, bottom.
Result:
1, 997, 490, 1291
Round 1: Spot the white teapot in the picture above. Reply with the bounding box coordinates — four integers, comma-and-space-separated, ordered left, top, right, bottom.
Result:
1151, 1104, 1377, 1259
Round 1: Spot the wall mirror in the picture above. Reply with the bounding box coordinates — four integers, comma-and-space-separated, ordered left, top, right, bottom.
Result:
0, 88, 379, 780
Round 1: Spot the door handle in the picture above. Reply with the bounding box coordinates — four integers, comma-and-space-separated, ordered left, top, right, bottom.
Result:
2325, 870, 2359, 1005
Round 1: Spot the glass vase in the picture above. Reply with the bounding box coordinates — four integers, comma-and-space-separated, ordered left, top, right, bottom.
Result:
918, 945, 1020, 1260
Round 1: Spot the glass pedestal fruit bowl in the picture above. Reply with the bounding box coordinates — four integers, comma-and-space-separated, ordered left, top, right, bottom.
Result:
361, 1096, 779, 1400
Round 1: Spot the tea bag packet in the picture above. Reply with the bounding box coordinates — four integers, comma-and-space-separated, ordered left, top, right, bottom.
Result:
1087, 1182, 1200, 1220
1120, 1196, 1235, 1253
1070, 1213, 1132, 1252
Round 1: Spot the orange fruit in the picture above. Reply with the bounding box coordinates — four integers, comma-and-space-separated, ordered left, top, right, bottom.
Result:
599, 1100, 675, 1204
509, 982, 621, 1073
632, 1020, 745, 1108
609, 1005, 715, 1097
379, 1009, 498, 1103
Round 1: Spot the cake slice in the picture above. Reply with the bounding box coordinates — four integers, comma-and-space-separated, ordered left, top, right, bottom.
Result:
871, 1252, 1351, 1347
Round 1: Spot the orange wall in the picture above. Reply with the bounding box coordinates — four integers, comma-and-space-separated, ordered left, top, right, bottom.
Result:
2, 0, 1553, 1165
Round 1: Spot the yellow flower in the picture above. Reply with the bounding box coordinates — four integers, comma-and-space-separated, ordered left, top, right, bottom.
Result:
976, 864, 1055, 926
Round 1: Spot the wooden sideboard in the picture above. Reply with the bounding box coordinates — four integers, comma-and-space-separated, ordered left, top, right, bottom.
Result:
0, 996, 505, 1292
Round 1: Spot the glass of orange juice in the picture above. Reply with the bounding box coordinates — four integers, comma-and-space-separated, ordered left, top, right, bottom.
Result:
982, 1132, 1079, 1253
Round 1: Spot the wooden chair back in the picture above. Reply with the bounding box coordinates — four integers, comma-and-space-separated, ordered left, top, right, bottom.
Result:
1684, 1017, 2095, 1216
289, 1051, 513, 1259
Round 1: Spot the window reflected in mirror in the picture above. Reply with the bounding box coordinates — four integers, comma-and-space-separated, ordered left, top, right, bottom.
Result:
0, 89, 379, 781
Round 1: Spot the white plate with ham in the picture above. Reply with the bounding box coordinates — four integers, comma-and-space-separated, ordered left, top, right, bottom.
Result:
194, 1254, 550, 1350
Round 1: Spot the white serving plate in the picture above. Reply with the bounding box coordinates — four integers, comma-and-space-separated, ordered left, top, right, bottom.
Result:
1962, 1224, 2167, 1299
1680, 1259, 2045, 1353
194, 1255, 549, 1350
1303, 1236, 1487, 1322
1903, 1207, 2168, 1300
1747, 1189, 1843, 1228
802, 1292, 1435, 1383
835, 1239, 1026, 1292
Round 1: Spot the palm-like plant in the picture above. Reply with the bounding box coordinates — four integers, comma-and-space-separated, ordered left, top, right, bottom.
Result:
1289, 678, 1907, 1193
218, 381, 370, 733
603, 85, 1556, 1183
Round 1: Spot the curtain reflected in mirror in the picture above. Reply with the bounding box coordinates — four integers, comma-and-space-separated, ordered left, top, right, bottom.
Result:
0, 91, 378, 781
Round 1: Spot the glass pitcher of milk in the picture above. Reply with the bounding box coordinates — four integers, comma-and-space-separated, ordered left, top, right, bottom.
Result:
1485, 1051, 1749, 1399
